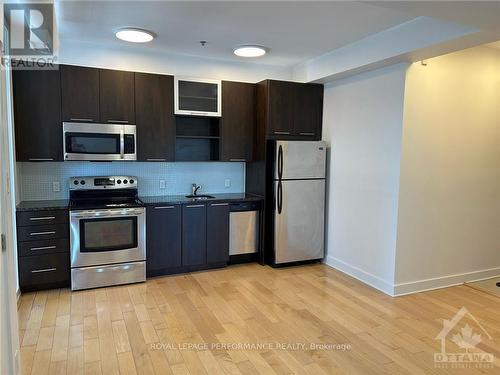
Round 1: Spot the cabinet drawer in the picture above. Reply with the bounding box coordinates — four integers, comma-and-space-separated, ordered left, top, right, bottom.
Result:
17, 224, 68, 242
17, 210, 68, 227
19, 253, 69, 290
18, 238, 69, 257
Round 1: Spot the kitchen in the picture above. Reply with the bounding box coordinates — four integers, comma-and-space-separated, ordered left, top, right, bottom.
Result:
0, 2, 499, 375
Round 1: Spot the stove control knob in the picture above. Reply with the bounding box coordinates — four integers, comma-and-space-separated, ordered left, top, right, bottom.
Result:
73, 180, 79, 185
123, 179, 128, 184
80, 180, 86, 185
129, 179, 134, 184
117, 179, 122, 184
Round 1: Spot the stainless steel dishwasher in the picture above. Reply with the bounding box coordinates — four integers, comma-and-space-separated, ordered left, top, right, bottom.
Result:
229, 202, 260, 256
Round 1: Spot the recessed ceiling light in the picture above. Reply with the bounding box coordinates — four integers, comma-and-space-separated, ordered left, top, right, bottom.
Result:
233, 45, 267, 58
115, 28, 154, 43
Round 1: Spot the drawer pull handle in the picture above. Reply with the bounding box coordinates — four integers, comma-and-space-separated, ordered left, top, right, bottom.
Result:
299, 132, 315, 136
210, 203, 228, 206
30, 231, 56, 236
185, 204, 204, 208
229, 159, 246, 162
107, 119, 129, 124
147, 158, 167, 161
28, 158, 54, 161
29, 216, 56, 221
154, 206, 175, 209
30, 245, 57, 251
31, 268, 57, 273
274, 131, 290, 135
69, 118, 93, 122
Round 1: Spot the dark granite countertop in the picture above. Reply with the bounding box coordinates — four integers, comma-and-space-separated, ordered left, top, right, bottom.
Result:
139, 193, 263, 206
16, 199, 70, 211
16, 193, 263, 211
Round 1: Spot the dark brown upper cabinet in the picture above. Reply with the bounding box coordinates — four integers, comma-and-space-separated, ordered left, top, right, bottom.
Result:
13, 68, 63, 161
221, 81, 255, 162
257, 80, 323, 140
99, 69, 135, 124
293, 83, 323, 137
61, 65, 99, 123
135, 73, 175, 161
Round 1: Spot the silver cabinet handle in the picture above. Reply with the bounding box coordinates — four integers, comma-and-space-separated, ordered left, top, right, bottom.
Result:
31, 268, 57, 273
69, 118, 94, 122
210, 203, 228, 206
185, 204, 204, 208
29, 216, 56, 221
274, 131, 290, 135
29, 158, 54, 161
30, 245, 56, 251
229, 158, 246, 162
190, 112, 207, 116
147, 158, 166, 161
107, 120, 129, 124
154, 206, 175, 209
30, 231, 56, 236
299, 132, 315, 136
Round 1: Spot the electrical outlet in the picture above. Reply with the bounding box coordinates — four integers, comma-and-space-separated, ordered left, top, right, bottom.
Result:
224, 179, 231, 188
159, 180, 166, 189
52, 181, 60, 192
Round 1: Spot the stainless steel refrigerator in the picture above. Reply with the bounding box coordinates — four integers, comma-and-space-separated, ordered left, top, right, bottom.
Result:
272, 140, 326, 264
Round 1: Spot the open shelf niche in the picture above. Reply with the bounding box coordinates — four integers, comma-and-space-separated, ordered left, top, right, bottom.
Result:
175, 116, 221, 161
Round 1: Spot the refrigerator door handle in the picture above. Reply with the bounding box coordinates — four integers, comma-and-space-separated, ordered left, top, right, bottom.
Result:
278, 145, 283, 180
277, 181, 283, 214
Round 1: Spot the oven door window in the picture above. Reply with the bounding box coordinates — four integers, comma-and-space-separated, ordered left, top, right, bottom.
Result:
66, 132, 120, 154
80, 217, 137, 252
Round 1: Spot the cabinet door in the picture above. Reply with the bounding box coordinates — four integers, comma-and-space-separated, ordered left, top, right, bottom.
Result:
135, 73, 175, 161
221, 81, 255, 162
61, 65, 99, 122
206, 203, 229, 264
293, 83, 323, 139
99, 69, 135, 123
175, 78, 221, 117
182, 204, 207, 266
13, 68, 63, 161
267, 80, 295, 137
146, 205, 182, 275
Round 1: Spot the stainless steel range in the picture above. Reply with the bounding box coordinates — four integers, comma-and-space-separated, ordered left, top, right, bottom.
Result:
69, 176, 145, 290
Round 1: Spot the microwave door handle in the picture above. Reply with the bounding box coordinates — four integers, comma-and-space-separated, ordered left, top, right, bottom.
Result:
120, 129, 124, 159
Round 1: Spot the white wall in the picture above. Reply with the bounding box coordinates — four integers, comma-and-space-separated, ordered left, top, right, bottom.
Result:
394, 46, 500, 294
59, 39, 292, 82
322, 64, 407, 295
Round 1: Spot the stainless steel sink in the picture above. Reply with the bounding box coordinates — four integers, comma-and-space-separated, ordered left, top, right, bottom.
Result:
185, 194, 215, 200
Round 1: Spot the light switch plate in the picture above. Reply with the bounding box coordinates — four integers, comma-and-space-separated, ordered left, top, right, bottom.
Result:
224, 179, 231, 188
52, 181, 60, 192
159, 180, 166, 189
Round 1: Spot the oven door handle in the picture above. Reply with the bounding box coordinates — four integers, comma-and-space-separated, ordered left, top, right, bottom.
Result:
120, 129, 125, 159
70, 208, 145, 219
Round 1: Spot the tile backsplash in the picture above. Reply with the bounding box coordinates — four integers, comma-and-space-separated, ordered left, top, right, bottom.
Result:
18, 162, 245, 201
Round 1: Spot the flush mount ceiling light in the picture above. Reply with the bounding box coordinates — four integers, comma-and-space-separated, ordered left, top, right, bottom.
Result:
115, 28, 154, 43
233, 45, 267, 57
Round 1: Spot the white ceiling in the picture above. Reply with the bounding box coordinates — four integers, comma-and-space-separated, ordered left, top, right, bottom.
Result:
57, 1, 414, 66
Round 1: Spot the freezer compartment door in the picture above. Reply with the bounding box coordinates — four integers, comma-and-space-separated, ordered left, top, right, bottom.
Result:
275, 141, 327, 180
274, 179, 325, 264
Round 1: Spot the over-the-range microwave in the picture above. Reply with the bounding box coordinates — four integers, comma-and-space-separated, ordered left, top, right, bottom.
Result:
63, 122, 136, 161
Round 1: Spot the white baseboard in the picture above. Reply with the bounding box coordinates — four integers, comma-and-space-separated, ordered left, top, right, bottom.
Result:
393, 267, 500, 296
324, 255, 395, 296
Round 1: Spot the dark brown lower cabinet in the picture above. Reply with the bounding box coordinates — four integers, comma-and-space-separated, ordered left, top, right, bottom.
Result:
16, 208, 70, 292
207, 202, 229, 264
182, 204, 207, 266
146, 205, 182, 276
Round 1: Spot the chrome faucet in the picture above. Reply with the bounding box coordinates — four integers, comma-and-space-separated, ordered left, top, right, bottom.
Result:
191, 184, 201, 196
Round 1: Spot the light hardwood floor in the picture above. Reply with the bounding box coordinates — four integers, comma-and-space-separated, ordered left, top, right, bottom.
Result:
17, 263, 500, 375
